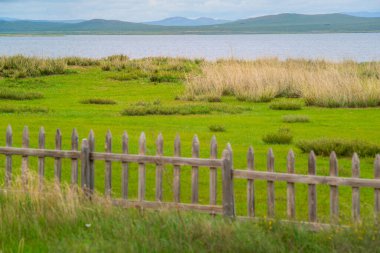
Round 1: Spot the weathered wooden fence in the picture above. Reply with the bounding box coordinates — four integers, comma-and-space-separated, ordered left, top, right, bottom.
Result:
1, 125, 380, 225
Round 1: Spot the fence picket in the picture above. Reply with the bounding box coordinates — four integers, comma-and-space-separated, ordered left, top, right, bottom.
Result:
352, 153, 360, 221
156, 133, 164, 202
267, 148, 275, 218
122, 131, 129, 199
191, 135, 200, 204
71, 128, 79, 185
22, 126, 29, 184
54, 129, 62, 183
375, 155, 380, 217
210, 136, 217, 205
247, 147, 255, 217
173, 135, 181, 203
105, 130, 112, 197
88, 130, 95, 193
330, 151, 339, 222
308, 151, 317, 222
222, 147, 235, 217
5, 125, 12, 186
38, 127, 45, 187
287, 150, 295, 219
81, 139, 90, 194
138, 132, 146, 201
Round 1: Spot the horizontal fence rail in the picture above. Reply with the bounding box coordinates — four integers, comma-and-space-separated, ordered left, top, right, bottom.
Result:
1, 125, 380, 226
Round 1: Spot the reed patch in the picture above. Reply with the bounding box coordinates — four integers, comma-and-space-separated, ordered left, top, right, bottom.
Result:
282, 115, 310, 123
263, 128, 293, 144
81, 98, 117, 105
0, 89, 43, 100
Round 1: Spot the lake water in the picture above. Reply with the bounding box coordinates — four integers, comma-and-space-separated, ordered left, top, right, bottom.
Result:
0, 33, 380, 61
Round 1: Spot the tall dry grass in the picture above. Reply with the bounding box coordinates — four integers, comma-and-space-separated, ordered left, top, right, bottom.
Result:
184, 58, 380, 107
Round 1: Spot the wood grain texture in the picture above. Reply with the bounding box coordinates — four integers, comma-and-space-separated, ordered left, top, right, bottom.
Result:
287, 150, 295, 219
71, 128, 79, 185
122, 131, 129, 199
308, 151, 317, 222
155, 133, 164, 202
54, 129, 62, 183
105, 130, 112, 197
191, 135, 200, 204
173, 134, 181, 203
138, 132, 146, 201
352, 153, 360, 221
329, 151, 339, 222
210, 136, 217, 205
267, 148, 275, 218
38, 127, 45, 187
247, 147, 255, 217
222, 148, 235, 217
5, 125, 12, 186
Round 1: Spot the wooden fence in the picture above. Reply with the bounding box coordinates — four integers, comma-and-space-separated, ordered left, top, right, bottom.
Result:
1, 125, 380, 225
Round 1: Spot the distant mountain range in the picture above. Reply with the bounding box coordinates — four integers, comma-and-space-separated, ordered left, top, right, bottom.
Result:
145, 17, 230, 26
0, 13, 379, 35
344, 12, 380, 18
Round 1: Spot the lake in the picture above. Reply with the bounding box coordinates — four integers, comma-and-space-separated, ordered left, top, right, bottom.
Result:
0, 33, 379, 61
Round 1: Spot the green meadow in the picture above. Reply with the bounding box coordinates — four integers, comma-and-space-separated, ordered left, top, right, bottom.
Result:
0, 55, 380, 224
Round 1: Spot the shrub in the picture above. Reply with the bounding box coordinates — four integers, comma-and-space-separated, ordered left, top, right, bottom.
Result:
282, 115, 310, 123
0, 89, 43, 100
149, 71, 181, 83
209, 125, 226, 132
63, 57, 99, 66
81, 98, 117, 105
263, 128, 293, 144
269, 100, 302, 110
297, 138, 380, 157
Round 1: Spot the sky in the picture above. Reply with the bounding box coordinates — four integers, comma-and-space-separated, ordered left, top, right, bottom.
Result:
0, 0, 379, 22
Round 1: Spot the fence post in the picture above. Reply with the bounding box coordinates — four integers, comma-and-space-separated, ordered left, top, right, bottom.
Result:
81, 139, 91, 196
173, 134, 181, 203
191, 135, 200, 204
210, 136, 218, 206
122, 131, 129, 199
222, 146, 235, 218
54, 129, 62, 184
38, 127, 45, 188
88, 130, 95, 193
5, 125, 12, 186
22, 126, 29, 185
375, 155, 380, 218
71, 128, 79, 186
105, 130, 112, 197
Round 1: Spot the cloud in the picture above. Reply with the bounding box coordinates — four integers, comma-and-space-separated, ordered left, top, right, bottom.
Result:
0, 0, 379, 21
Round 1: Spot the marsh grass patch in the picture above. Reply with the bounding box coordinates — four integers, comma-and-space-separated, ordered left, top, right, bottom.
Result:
0, 89, 44, 100
0, 105, 49, 114
209, 125, 226, 132
282, 115, 310, 123
81, 98, 117, 105
263, 128, 293, 144
297, 138, 380, 157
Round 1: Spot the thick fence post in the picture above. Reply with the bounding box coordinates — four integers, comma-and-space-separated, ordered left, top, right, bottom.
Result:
191, 135, 200, 204
122, 131, 129, 199
38, 127, 45, 188
222, 146, 235, 217
138, 132, 146, 202
54, 129, 62, 184
330, 151, 339, 222
308, 151, 317, 222
71, 128, 79, 186
22, 126, 29, 184
267, 148, 275, 218
247, 147, 255, 217
88, 130, 95, 193
352, 153, 360, 222
210, 136, 218, 205
81, 139, 90, 195
105, 130, 112, 197
156, 133, 164, 202
173, 134, 181, 203
375, 155, 380, 218
5, 125, 12, 186
287, 150, 295, 219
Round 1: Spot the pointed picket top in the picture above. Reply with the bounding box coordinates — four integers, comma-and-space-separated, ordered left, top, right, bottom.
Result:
174, 134, 181, 156
22, 126, 29, 147
352, 153, 360, 177
210, 135, 217, 158
192, 135, 200, 157
122, 131, 129, 153
247, 147, 254, 170
329, 151, 338, 177
71, 128, 78, 150
6, 125, 12, 147
287, 149, 295, 173
267, 148, 274, 172
156, 133, 164, 155
39, 127, 45, 149
55, 128, 62, 148
105, 130, 112, 152
375, 155, 380, 178
308, 151, 316, 175
139, 132, 146, 155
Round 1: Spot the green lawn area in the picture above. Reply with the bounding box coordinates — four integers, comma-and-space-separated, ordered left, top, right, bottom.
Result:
0, 64, 380, 224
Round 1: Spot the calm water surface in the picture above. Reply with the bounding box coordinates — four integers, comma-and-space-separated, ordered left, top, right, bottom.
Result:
0, 34, 379, 61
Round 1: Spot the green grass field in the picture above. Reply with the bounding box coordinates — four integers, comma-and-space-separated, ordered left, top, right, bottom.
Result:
0, 58, 380, 225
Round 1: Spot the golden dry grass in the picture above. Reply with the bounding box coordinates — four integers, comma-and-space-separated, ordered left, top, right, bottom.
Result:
184, 58, 380, 107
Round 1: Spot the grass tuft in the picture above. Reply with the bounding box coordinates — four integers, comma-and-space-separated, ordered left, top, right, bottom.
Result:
81, 98, 117, 105
0, 105, 48, 114
297, 138, 380, 157
263, 128, 293, 144
269, 100, 303, 110
0, 89, 43, 100
282, 115, 310, 123
209, 125, 226, 132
